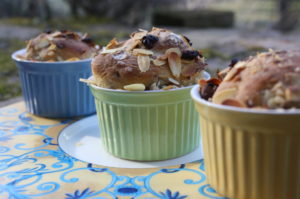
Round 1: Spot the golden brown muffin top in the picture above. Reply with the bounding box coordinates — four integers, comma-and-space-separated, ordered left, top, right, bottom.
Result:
92, 27, 206, 91
23, 30, 98, 62
210, 50, 300, 109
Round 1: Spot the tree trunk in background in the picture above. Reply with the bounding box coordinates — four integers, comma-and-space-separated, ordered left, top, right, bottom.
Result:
67, 0, 79, 18
27, 0, 38, 18
41, 0, 52, 21
276, 0, 298, 32
25, 0, 52, 21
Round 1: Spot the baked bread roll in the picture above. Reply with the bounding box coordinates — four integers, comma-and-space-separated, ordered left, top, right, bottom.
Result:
92, 27, 206, 90
211, 50, 300, 109
24, 30, 98, 61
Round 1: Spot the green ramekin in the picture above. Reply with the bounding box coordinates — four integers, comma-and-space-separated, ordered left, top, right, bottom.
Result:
89, 72, 209, 161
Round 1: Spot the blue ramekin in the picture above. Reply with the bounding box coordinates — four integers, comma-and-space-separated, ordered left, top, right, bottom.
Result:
12, 49, 96, 118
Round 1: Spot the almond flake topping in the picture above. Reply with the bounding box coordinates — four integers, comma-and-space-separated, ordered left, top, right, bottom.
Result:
101, 46, 125, 54
212, 88, 237, 104
51, 32, 62, 37
137, 55, 150, 72
124, 83, 146, 91
131, 31, 147, 40
133, 48, 153, 56
79, 78, 97, 85
36, 39, 50, 49
166, 48, 182, 78
152, 59, 166, 66
66, 57, 80, 61
126, 40, 141, 51
48, 43, 56, 50
168, 78, 180, 85
106, 38, 120, 49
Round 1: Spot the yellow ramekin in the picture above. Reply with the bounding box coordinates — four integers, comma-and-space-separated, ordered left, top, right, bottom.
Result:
191, 85, 300, 199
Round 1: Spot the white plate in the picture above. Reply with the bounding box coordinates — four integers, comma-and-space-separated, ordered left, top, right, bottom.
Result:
58, 115, 203, 168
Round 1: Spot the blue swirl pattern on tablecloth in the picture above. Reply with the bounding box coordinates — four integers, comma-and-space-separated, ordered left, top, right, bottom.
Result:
0, 107, 226, 199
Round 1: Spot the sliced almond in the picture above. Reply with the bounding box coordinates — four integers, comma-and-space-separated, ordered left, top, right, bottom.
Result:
212, 88, 237, 104
133, 48, 153, 56
224, 66, 246, 81
106, 38, 120, 49
101, 47, 125, 54
168, 78, 180, 85
66, 57, 80, 61
222, 99, 246, 107
234, 61, 247, 69
131, 31, 147, 40
137, 55, 150, 72
16, 54, 26, 60
79, 78, 97, 85
48, 43, 56, 50
36, 39, 50, 49
218, 67, 231, 80
52, 31, 62, 37
163, 85, 177, 90
166, 48, 182, 56
124, 83, 145, 91
138, 28, 148, 32
126, 40, 141, 51
166, 48, 182, 78
152, 27, 165, 32
158, 54, 168, 60
152, 59, 166, 66
274, 54, 283, 62
26, 40, 32, 51
285, 88, 300, 101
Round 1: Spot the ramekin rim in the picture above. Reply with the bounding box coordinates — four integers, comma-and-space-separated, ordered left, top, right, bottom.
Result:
11, 48, 92, 64
87, 71, 210, 93
191, 85, 300, 115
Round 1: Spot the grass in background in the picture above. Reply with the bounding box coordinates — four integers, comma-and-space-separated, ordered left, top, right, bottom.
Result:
0, 39, 25, 101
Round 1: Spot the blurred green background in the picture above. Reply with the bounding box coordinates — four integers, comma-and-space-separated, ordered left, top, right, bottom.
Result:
0, 0, 299, 103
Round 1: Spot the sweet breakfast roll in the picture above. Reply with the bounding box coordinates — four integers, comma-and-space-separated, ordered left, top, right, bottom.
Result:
92, 27, 207, 90
202, 50, 300, 109
24, 30, 98, 62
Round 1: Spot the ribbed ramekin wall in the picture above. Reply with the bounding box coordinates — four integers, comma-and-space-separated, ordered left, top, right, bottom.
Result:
94, 99, 199, 161
200, 116, 300, 199
19, 70, 95, 118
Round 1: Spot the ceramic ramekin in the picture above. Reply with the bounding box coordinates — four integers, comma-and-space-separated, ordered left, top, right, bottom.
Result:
89, 72, 210, 161
12, 49, 95, 118
191, 85, 300, 199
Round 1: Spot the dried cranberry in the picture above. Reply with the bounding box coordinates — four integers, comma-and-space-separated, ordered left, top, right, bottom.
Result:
181, 50, 199, 60
229, 58, 238, 67
44, 29, 52, 34
66, 33, 76, 39
82, 37, 93, 44
142, 34, 159, 49
56, 43, 65, 49
183, 35, 192, 46
200, 82, 218, 100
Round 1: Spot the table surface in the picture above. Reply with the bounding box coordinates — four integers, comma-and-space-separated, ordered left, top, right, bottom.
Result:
0, 102, 225, 199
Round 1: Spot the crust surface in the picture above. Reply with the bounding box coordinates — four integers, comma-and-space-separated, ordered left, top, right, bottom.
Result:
92, 28, 206, 90
213, 50, 300, 109
24, 30, 97, 61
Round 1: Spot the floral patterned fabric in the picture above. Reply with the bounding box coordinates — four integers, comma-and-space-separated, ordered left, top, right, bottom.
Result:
0, 103, 225, 199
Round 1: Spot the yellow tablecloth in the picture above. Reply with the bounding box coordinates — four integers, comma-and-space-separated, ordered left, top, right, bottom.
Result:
0, 102, 224, 199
